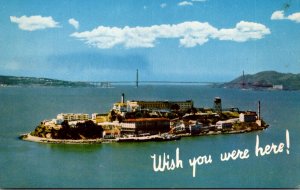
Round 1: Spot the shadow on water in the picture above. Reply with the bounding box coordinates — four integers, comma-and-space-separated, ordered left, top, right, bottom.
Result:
38, 142, 103, 153
16, 134, 102, 153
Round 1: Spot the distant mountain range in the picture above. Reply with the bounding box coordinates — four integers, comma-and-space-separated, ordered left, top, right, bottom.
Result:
0, 75, 93, 87
222, 71, 300, 90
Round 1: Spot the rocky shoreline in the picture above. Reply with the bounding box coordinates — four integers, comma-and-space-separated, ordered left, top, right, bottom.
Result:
20, 133, 103, 144
20, 125, 268, 144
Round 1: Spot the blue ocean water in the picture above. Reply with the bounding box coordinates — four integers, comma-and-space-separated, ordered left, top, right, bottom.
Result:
0, 85, 299, 188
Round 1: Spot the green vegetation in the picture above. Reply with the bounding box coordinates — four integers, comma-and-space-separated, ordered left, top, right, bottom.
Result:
220, 111, 240, 119
233, 121, 266, 131
0, 75, 93, 87
31, 120, 103, 139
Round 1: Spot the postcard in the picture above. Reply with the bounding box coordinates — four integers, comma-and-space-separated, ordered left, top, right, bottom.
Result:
0, 0, 299, 188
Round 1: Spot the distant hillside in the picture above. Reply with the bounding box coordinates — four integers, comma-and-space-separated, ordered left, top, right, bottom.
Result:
222, 71, 300, 90
0, 75, 93, 87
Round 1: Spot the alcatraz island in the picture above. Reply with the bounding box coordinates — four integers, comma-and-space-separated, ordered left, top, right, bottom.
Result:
20, 93, 268, 144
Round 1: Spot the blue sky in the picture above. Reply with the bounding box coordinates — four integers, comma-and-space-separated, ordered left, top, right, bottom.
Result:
0, 0, 300, 82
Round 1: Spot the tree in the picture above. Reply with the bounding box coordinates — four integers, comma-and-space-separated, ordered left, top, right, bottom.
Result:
171, 104, 180, 111
135, 111, 143, 118
109, 110, 117, 121
58, 120, 72, 139
191, 107, 198, 114
76, 120, 103, 139
117, 114, 123, 123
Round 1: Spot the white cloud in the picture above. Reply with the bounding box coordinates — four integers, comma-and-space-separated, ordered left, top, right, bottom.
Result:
68, 18, 79, 30
271, 10, 300, 23
10, 15, 59, 31
71, 21, 270, 49
287, 12, 300, 23
178, 1, 193, 6
160, 3, 167, 8
213, 21, 271, 42
271, 10, 285, 20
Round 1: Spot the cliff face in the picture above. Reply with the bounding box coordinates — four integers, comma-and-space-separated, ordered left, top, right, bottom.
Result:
31, 120, 104, 140
223, 71, 300, 90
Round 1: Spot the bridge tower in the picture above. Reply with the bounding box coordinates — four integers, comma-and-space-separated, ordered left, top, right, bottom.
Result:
241, 70, 245, 89
136, 69, 139, 88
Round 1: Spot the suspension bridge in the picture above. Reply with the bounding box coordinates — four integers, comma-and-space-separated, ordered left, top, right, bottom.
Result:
86, 81, 222, 87
80, 70, 223, 88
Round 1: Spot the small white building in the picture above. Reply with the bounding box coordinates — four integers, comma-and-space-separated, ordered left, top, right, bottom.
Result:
216, 121, 233, 130
126, 101, 140, 112
120, 122, 136, 134
100, 121, 121, 129
173, 123, 186, 133
239, 112, 257, 122
112, 103, 128, 112
68, 120, 86, 127
92, 113, 100, 120
52, 119, 64, 125
273, 85, 283, 90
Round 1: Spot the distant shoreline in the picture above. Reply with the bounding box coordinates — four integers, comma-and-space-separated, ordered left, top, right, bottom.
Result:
2, 70, 300, 90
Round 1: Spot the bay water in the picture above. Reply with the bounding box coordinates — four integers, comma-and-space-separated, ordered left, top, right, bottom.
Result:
0, 85, 299, 188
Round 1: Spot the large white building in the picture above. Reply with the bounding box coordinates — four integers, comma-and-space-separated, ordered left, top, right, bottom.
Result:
120, 118, 170, 135
113, 100, 194, 112
57, 113, 89, 121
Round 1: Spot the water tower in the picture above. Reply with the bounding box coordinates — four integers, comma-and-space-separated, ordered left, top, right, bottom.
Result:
214, 97, 222, 114
121, 93, 125, 104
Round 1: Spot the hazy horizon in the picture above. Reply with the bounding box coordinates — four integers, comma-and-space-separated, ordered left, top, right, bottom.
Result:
1, 0, 300, 82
